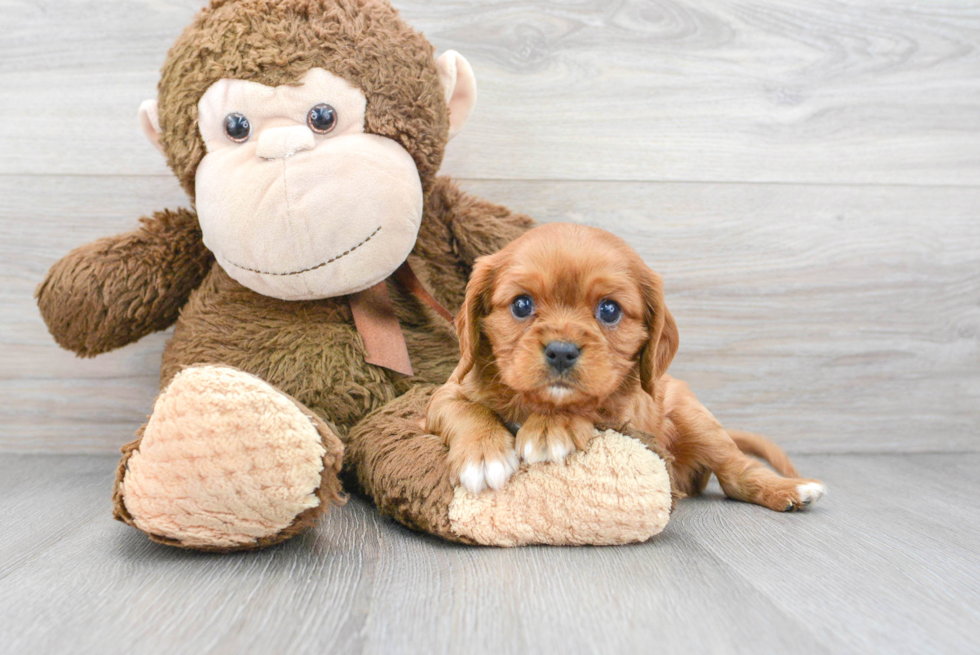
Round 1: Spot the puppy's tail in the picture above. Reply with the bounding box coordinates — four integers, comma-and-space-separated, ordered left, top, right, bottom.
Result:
728, 430, 799, 478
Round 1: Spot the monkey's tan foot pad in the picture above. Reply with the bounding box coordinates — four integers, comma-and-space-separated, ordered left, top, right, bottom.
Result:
347, 386, 673, 547
449, 430, 672, 546
113, 365, 344, 551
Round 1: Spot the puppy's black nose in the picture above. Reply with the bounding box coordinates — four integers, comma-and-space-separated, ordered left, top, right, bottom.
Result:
544, 341, 580, 373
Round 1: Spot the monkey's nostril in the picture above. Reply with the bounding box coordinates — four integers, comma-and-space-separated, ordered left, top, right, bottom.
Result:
544, 341, 581, 373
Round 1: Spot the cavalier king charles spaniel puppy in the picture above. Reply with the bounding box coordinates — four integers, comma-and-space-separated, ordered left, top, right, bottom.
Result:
427, 223, 826, 512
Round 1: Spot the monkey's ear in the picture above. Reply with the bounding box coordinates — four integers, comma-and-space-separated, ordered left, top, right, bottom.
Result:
435, 50, 477, 140
138, 99, 166, 156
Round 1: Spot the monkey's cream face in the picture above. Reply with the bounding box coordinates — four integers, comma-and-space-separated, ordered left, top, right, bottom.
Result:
194, 68, 424, 301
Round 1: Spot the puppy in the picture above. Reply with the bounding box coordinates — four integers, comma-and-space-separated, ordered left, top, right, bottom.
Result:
427, 223, 826, 511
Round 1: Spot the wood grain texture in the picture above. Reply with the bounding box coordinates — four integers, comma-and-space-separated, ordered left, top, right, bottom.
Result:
0, 452, 977, 654
3, 175, 977, 453
1, 0, 978, 183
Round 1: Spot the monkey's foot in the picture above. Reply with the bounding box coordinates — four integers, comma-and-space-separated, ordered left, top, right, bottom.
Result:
348, 386, 674, 547
113, 365, 344, 551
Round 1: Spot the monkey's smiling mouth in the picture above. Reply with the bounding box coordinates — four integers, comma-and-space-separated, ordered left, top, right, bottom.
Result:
222, 225, 382, 276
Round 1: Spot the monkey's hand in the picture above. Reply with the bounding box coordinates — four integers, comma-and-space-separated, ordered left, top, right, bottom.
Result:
36, 207, 213, 357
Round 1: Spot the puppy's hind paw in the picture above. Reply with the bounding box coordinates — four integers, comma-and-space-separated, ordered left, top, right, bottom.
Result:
457, 451, 520, 495
796, 482, 827, 507
780, 481, 827, 511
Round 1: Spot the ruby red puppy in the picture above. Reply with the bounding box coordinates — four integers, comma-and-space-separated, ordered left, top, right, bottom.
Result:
427, 222, 826, 511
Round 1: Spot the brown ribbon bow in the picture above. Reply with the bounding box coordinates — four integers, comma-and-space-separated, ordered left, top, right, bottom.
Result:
347, 261, 454, 376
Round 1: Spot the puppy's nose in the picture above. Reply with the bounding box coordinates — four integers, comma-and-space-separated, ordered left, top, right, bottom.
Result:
544, 341, 580, 373
255, 126, 316, 160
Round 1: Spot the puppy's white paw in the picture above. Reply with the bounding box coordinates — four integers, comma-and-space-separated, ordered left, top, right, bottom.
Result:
522, 439, 572, 465
458, 451, 520, 495
485, 455, 519, 489
796, 482, 827, 507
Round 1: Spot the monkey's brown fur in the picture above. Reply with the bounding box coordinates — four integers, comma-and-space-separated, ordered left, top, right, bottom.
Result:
37, 0, 533, 549
159, 0, 451, 198
37, 0, 675, 551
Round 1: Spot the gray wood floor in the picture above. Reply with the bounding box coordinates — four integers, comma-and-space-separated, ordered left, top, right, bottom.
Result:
1, 453, 977, 655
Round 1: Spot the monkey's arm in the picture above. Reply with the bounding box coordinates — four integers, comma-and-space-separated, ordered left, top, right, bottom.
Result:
36, 208, 213, 357
425, 176, 534, 266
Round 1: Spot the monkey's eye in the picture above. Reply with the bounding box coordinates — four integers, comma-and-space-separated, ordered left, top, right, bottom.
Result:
307, 103, 338, 134
596, 299, 622, 326
223, 113, 251, 143
510, 295, 535, 320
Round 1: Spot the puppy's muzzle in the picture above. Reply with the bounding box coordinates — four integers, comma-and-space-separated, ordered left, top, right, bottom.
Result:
544, 341, 580, 373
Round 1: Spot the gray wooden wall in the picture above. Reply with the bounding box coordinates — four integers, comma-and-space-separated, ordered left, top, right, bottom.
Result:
2, 0, 978, 454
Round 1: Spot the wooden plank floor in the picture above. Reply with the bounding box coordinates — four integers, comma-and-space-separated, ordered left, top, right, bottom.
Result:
0, 452, 977, 654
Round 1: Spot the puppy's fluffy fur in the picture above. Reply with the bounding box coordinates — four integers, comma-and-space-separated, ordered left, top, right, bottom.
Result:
427, 223, 826, 511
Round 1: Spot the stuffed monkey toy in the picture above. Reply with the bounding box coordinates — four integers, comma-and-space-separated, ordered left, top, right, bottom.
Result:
36, 0, 673, 551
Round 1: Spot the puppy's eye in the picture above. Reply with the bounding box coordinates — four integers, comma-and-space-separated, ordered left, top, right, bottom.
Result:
510, 294, 535, 319
596, 299, 622, 325
307, 103, 338, 134
224, 113, 251, 143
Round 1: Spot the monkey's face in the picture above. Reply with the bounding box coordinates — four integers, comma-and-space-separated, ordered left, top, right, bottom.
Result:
193, 68, 424, 301
141, 1, 478, 300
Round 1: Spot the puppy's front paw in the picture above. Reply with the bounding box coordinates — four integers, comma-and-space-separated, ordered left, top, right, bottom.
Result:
518, 425, 573, 465
459, 455, 520, 495
448, 433, 519, 495
516, 414, 593, 465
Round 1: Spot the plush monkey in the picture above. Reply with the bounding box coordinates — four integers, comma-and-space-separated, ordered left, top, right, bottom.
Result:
36, 0, 673, 551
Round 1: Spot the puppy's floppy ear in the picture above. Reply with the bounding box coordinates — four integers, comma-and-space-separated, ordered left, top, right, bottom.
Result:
639, 268, 679, 395
453, 252, 500, 381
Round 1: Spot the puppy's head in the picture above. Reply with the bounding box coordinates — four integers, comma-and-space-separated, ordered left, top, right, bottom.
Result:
454, 223, 678, 410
